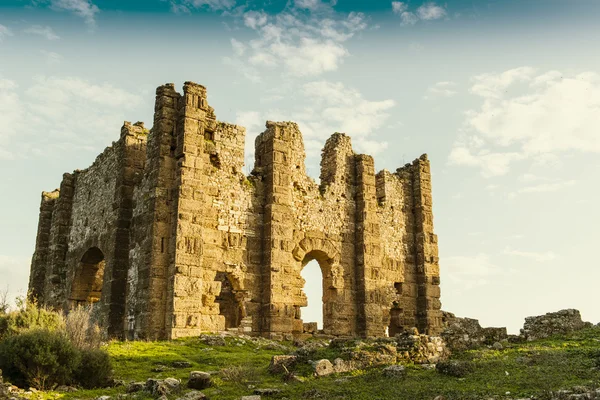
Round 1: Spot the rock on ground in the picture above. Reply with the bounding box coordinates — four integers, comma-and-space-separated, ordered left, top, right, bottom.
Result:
383, 365, 406, 378
188, 371, 212, 390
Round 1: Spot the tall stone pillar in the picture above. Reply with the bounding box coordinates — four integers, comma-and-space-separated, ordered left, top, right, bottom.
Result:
412, 155, 442, 335
29, 191, 59, 302
355, 154, 385, 337
44, 173, 75, 309
106, 123, 147, 338
168, 82, 214, 338
134, 84, 179, 339
259, 122, 296, 339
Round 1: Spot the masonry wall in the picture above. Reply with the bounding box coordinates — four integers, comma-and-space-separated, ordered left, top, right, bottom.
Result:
29, 81, 442, 340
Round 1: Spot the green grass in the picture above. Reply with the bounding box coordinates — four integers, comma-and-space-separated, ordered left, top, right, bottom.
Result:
26, 328, 600, 399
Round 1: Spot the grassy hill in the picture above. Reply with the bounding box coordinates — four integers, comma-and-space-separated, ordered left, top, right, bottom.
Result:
27, 326, 600, 400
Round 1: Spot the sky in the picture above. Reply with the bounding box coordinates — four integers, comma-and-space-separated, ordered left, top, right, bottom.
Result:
0, 0, 599, 334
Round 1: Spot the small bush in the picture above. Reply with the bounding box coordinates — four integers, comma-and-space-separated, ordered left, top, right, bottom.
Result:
64, 305, 103, 350
0, 329, 80, 390
220, 365, 260, 385
0, 298, 64, 339
435, 360, 474, 378
75, 348, 113, 389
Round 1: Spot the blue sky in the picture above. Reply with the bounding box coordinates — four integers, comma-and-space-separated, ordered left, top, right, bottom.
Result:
1, 0, 599, 333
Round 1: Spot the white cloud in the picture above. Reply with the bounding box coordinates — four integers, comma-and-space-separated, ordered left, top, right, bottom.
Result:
24, 25, 60, 40
509, 179, 576, 197
294, 0, 322, 11
50, 0, 100, 27
302, 81, 395, 148
417, 2, 447, 20
391, 1, 408, 15
230, 38, 246, 56
179, 0, 235, 11
227, 9, 367, 79
0, 24, 14, 41
243, 10, 268, 29
393, 1, 446, 25
450, 68, 600, 176
235, 81, 394, 173
444, 253, 500, 290
40, 50, 62, 64
425, 81, 458, 99
0, 75, 143, 160
503, 247, 557, 262
400, 12, 418, 26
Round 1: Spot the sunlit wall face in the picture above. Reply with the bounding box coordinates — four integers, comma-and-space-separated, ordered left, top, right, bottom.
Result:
1, 0, 600, 332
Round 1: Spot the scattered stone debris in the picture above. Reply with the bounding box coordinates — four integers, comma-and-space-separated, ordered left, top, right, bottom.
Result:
441, 311, 508, 350
253, 388, 281, 396
126, 381, 145, 393
383, 365, 406, 378
188, 371, 212, 390
435, 360, 474, 378
175, 390, 207, 400
269, 355, 298, 374
173, 361, 193, 368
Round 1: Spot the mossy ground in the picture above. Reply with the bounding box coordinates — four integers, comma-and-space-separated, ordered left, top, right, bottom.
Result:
29, 327, 600, 400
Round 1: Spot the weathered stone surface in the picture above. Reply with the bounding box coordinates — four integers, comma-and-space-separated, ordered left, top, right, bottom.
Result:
126, 382, 145, 393
175, 391, 207, 400
187, 371, 211, 390
521, 309, 587, 341
241, 396, 261, 400
441, 311, 507, 350
28, 81, 443, 340
268, 355, 297, 374
313, 359, 335, 377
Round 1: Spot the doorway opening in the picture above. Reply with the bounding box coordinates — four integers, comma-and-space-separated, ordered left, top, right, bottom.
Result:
301, 259, 323, 331
70, 247, 105, 307
214, 272, 241, 330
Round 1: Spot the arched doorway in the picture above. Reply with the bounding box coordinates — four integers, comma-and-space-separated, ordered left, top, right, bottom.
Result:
70, 247, 105, 307
300, 260, 323, 332
298, 250, 336, 334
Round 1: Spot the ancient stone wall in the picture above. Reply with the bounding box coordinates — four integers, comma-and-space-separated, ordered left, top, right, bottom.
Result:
29, 81, 442, 340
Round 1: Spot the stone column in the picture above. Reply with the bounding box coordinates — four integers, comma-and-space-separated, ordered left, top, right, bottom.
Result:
105, 123, 147, 338
168, 82, 213, 338
412, 154, 442, 335
29, 190, 59, 303
133, 84, 179, 339
355, 154, 385, 337
259, 122, 296, 339
44, 173, 75, 310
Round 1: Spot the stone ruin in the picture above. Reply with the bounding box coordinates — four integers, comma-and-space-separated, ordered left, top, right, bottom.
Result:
28, 81, 443, 340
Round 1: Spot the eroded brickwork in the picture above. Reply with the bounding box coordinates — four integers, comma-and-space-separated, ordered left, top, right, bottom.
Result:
29, 81, 442, 339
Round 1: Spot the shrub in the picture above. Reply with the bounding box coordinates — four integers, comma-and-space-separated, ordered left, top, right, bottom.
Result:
74, 348, 113, 389
64, 305, 103, 350
0, 329, 80, 390
0, 298, 64, 339
435, 360, 474, 378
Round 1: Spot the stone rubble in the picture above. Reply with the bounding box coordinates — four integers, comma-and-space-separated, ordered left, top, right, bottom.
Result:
521, 309, 590, 341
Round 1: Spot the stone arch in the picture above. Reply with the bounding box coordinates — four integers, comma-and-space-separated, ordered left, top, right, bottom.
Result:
69, 247, 105, 307
293, 237, 344, 335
